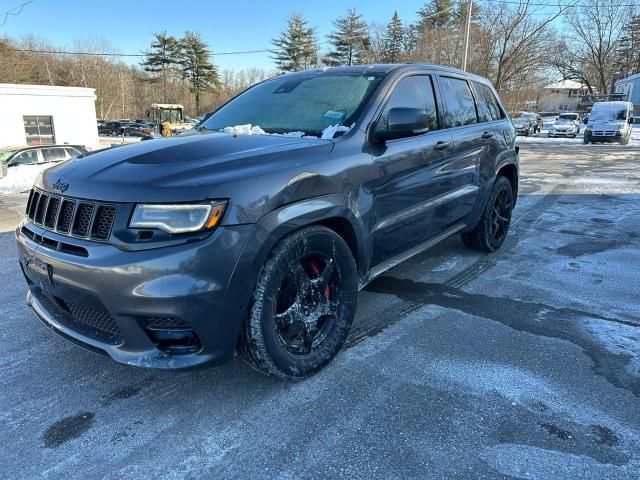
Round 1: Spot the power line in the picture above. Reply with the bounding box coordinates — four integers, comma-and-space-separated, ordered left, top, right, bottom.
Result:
0, 0, 34, 28
481, 0, 638, 7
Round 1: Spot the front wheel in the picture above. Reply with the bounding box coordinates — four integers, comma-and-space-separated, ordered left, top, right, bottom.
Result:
461, 176, 514, 252
238, 225, 358, 378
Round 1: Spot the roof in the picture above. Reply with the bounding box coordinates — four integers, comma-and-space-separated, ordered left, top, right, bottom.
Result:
278, 63, 493, 84
0, 83, 96, 98
615, 72, 640, 84
544, 80, 586, 90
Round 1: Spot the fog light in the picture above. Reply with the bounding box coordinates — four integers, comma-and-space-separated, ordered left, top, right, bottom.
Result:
145, 327, 202, 354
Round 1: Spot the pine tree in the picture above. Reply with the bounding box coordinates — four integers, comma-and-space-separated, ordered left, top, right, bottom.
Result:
326, 9, 371, 66
383, 12, 405, 63
615, 15, 640, 77
271, 12, 318, 72
417, 0, 453, 30
403, 23, 420, 57
179, 31, 220, 115
141, 31, 180, 103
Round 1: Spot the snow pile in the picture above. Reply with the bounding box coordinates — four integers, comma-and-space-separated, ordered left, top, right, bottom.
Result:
0, 163, 51, 195
222, 124, 267, 135
321, 124, 351, 139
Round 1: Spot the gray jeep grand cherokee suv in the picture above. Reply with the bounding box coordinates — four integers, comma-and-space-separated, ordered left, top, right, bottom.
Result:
17, 64, 518, 378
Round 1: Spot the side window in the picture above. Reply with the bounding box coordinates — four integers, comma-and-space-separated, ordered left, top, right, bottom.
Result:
439, 76, 478, 127
64, 148, 81, 158
382, 75, 439, 133
41, 148, 67, 162
473, 81, 504, 122
11, 150, 38, 166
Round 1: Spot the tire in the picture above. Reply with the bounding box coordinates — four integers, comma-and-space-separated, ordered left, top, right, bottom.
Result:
461, 176, 514, 252
238, 225, 358, 378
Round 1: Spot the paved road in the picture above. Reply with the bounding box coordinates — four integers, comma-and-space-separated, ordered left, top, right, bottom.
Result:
2, 143, 640, 479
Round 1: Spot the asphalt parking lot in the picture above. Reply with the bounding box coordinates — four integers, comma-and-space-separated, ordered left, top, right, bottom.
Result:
2, 140, 640, 479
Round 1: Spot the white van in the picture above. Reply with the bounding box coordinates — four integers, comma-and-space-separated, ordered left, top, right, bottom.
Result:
584, 101, 634, 144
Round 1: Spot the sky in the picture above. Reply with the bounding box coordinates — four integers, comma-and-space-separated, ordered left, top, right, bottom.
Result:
0, 0, 433, 71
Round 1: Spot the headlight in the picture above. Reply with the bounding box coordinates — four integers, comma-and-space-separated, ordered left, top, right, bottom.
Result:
129, 201, 226, 233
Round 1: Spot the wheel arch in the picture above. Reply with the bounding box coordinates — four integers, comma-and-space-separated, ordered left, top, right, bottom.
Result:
496, 162, 518, 200
221, 194, 368, 348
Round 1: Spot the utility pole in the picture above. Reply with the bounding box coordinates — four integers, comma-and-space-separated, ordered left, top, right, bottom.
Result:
462, 0, 473, 71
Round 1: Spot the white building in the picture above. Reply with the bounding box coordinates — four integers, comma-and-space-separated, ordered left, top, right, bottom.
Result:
0, 84, 99, 150
538, 80, 588, 113
614, 73, 640, 122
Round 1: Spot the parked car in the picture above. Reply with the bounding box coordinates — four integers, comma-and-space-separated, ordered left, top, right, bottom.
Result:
0, 145, 87, 167
98, 121, 125, 136
583, 101, 634, 145
17, 64, 519, 378
513, 112, 543, 134
122, 122, 152, 137
548, 113, 581, 138
512, 116, 533, 136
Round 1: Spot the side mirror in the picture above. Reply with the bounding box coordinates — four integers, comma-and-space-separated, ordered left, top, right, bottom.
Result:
373, 107, 430, 143
7, 160, 17, 168
628, 117, 633, 124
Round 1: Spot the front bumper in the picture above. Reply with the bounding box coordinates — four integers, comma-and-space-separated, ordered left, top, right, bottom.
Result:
584, 130, 623, 142
548, 129, 576, 137
17, 220, 255, 369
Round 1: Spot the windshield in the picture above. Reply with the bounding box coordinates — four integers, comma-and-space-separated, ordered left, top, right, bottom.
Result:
558, 114, 578, 121
589, 108, 627, 122
200, 73, 384, 137
0, 149, 18, 163
159, 108, 183, 124
556, 117, 572, 123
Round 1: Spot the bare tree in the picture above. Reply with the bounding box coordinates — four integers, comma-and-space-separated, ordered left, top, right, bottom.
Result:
555, 0, 635, 93
479, 0, 564, 95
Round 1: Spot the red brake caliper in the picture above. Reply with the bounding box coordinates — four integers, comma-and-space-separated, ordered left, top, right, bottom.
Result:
308, 259, 330, 299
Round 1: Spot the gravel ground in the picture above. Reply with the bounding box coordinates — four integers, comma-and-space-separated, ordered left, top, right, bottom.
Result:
1, 142, 640, 479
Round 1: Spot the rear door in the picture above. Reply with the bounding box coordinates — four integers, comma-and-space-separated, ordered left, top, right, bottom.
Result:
434, 75, 496, 225
368, 73, 458, 265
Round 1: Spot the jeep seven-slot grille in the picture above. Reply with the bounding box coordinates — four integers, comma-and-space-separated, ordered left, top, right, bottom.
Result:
25, 188, 117, 242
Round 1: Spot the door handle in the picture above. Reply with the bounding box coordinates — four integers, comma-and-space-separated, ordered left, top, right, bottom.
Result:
434, 141, 450, 151
481, 131, 495, 139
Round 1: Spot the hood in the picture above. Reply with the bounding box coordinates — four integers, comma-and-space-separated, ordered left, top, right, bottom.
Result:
35, 132, 333, 202
588, 119, 625, 130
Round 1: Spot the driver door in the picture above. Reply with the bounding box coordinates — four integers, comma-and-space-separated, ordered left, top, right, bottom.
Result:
368, 74, 457, 265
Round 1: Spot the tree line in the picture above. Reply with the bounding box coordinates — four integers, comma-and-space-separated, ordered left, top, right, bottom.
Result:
271, 0, 640, 108
1, 0, 639, 119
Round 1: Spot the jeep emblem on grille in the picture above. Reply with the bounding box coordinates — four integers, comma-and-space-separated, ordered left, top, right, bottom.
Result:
52, 179, 69, 193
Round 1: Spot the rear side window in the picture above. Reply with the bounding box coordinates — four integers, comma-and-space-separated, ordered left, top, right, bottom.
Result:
473, 82, 503, 122
64, 148, 81, 157
41, 148, 67, 162
439, 76, 478, 127
381, 75, 439, 132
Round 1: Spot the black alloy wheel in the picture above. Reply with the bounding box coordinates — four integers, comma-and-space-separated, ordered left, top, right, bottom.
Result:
461, 175, 514, 252
238, 225, 358, 378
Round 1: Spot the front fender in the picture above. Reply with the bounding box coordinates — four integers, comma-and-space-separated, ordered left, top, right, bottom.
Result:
220, 194, 368, 346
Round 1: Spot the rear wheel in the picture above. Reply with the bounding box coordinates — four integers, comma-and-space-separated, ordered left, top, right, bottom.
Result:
238, 225, 358, 378
461, 176, 514, 252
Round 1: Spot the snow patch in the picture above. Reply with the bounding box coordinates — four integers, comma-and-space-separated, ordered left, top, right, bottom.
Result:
221, 123, 353, 140
0, 163, 52, 194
